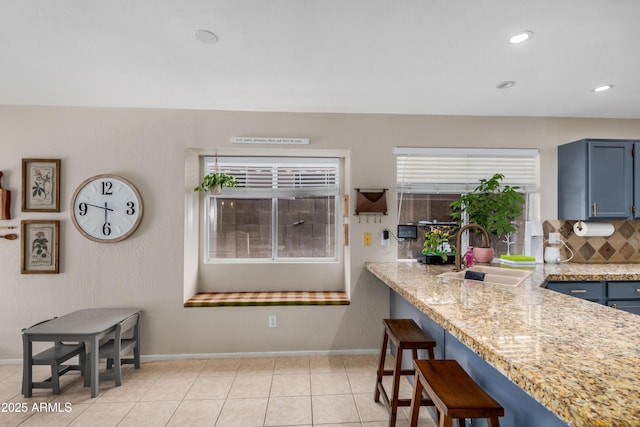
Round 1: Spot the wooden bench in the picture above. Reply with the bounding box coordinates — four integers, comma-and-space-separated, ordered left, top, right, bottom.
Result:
85, 313, 140, 387
29, 342, 86, 394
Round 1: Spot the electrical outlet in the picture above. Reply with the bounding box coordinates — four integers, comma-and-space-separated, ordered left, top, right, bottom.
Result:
381, 229, 390, 248
363, 232, 372, 246
549, 232, 561, 244
268, 315, 277, 328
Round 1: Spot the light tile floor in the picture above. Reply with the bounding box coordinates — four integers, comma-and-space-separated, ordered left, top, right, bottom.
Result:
0, 354, 437, 427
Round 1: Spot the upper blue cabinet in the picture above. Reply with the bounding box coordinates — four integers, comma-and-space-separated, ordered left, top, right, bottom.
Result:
558, 138, 640, 220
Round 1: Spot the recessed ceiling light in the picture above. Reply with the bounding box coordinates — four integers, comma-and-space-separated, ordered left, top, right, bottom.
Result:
195, 29, 219, 44
496, 81, 516, 89
509, 31, 533, 44
592, 84, 614, 92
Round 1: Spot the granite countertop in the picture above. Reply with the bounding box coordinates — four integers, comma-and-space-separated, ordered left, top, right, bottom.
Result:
365, 261, 640, 427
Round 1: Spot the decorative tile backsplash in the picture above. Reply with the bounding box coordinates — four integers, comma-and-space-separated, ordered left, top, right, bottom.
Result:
543, 220, 640, 263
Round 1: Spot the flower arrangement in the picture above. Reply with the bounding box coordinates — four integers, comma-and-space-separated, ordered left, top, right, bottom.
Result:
422, 226, 456, 262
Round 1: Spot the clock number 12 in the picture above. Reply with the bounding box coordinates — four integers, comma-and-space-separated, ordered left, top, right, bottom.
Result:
102, 181, 113, 195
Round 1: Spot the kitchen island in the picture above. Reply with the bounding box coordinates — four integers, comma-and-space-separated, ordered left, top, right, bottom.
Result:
366, 261, 640, 427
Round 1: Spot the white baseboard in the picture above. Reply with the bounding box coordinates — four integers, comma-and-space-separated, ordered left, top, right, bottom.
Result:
141, 348, 380, 361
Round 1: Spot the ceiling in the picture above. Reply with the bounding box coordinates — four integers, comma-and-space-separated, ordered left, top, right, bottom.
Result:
1, 0, 639, 118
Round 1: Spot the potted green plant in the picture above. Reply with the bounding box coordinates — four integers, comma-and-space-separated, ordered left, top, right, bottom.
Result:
449, 173, 524, 262
422, 226, 456, 263
193, 172, 238, 194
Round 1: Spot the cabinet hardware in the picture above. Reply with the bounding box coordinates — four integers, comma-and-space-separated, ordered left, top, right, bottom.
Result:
612, 303, 618, 309
570, 289, 587, 293
636, 289, 640, 293
592, 202, 597, 216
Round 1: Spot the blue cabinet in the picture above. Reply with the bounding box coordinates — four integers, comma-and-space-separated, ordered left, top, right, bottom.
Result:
545, 281, 606, 304
558, 139, 639, 220
545, 280, 640, 315
607, 281, 640, 314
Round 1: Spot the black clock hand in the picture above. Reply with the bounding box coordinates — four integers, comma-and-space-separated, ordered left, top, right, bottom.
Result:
83, 203, 114, 212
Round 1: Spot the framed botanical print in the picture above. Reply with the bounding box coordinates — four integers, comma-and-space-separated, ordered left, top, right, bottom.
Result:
22, 159, 61, 212
21, 220, 60, 274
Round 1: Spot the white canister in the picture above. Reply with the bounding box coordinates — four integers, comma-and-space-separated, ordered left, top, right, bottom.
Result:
544, 247, 561, 263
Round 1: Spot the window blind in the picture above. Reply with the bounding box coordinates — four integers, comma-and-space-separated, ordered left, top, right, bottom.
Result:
204, 156, 340, 198
394, 147, 539, 193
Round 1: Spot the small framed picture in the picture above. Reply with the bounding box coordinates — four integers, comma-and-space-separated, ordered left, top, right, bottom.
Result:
22, 159, 61, 212
21, 220, 60, 274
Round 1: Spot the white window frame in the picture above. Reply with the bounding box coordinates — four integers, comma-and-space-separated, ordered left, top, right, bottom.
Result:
204, 156, 341, 263
395, 147, 541, 260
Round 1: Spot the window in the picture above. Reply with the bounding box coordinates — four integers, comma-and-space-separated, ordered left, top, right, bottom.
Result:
395, 147, 539, 259
204, 156, 340, 262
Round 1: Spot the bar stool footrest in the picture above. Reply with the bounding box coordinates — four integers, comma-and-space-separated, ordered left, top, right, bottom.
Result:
381, 368, 416, 376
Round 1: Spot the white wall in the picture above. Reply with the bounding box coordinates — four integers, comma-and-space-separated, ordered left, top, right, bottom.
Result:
2, 106, 640, 360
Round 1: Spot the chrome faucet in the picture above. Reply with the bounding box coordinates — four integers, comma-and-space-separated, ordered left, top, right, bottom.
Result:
455, 223, 491, 271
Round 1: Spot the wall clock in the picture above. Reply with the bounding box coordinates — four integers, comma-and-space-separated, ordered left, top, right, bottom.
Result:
70, 174, 143, 243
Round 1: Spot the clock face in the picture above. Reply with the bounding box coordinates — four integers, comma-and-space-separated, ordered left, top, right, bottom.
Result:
70, 174, 143, 243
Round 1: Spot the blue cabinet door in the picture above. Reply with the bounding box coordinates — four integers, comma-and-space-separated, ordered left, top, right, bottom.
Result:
607, 300, 640, 315
607, 281, 640, 315
558, 139, 636, 220
587, 141, 632, 219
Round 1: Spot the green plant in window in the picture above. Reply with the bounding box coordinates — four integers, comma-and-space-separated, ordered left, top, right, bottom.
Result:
422, 226, 456, 261
193, 173, 238, 192
449, 173, 524, 243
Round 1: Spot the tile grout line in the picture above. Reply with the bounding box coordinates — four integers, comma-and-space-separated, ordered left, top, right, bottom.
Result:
4, 355, 403, 427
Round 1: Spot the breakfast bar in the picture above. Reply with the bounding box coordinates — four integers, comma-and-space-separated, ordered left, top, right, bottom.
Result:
366, 261, 640, 427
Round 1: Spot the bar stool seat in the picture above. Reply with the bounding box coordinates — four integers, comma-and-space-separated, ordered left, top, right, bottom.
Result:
409, 359, 504, 427
374, 318, 436, 426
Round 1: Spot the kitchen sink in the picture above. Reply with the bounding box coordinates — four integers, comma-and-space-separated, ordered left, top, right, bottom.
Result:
438, 265, 532, 286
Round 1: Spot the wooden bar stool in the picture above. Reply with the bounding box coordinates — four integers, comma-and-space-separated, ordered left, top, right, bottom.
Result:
409, 359, 504, 427
374, 318, 436, 426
